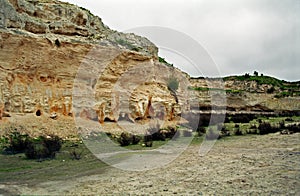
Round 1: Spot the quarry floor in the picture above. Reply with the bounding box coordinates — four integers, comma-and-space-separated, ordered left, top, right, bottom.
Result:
0, 131, 299, 195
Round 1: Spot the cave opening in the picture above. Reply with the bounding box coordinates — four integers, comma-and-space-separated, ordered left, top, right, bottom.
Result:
104, 117, 116, 123
36, 109, 42, 116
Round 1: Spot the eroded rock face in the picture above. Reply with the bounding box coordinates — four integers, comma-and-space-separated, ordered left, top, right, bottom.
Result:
0, 0, 298, 125
189, 78, 300, 112
0, 0, 158, 56
0, 0, 188, 123
73, 49, 191, 123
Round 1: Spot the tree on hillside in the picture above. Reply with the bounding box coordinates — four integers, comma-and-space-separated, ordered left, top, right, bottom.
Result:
254, 71, 258, 77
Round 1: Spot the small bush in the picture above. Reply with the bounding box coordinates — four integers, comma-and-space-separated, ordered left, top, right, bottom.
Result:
258, 122, 279, 135
116, 132, 142, 146
286, 123, 300, 133
3, 132, 30, 154
118, 132, 132, 146
1, 125, 62, 159
142, 125, 179, 147
25, 142, 50, 160
220, 127, 230, 137
234, 129, 243, 136
25, 136, 62, 160
131, 135, 141, 145
143, 133, 153, 147
233, 124, 243, 135
165, 126, 178, 139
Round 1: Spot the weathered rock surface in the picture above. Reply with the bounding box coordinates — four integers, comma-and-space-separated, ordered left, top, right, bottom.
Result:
189, 78, 300, 112
0, 0, 188, 123
0, 0, 299, 126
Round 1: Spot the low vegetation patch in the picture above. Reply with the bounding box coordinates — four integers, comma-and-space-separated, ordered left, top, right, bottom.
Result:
1, 125, 62, 160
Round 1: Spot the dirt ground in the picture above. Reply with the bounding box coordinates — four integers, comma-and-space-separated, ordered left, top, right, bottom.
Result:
1, 131, 299, 195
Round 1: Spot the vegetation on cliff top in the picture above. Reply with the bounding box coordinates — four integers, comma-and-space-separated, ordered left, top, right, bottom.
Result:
190, 72, 299, 97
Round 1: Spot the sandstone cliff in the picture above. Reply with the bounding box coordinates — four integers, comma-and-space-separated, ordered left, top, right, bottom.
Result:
0, 0, 189, 123
0, 0, 299, 126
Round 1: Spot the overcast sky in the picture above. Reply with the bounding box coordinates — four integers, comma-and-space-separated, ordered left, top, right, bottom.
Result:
62, 0, 299, 81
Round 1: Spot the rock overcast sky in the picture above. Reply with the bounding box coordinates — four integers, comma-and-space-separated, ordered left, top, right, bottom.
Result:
62, 0, 299, 81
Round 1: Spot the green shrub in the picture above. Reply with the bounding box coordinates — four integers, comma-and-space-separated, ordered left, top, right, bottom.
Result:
258, 122, 279, 135
2, 131, 30, 154
159, 57, 173, 67
220, 127, 230, 137
25, 142, 50, 160
143, 133, 153, 147
142, 125, 179, 147
118, 132, 132, 146
117, 132, 141, 146
165, 126, 179, 139
25, 136, 62, 160
234, 124, 243, 135
286, 124, 300, 133
132, 134, 141, 145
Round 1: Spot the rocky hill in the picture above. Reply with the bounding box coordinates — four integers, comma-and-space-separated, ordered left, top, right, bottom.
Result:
189, 75, 300, 113
0, 0, 299, 125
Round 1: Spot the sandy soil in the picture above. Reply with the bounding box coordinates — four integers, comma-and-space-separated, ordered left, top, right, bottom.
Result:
1, 132, 299, 195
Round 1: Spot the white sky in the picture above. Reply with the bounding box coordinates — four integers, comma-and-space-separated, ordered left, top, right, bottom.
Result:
61, 0, 299, 81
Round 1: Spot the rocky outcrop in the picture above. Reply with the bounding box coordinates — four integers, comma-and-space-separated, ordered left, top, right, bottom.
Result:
0, 0, 158, 56
0, 0, 298, 126
0, 0, 189, 123
189, 78, 300, 112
